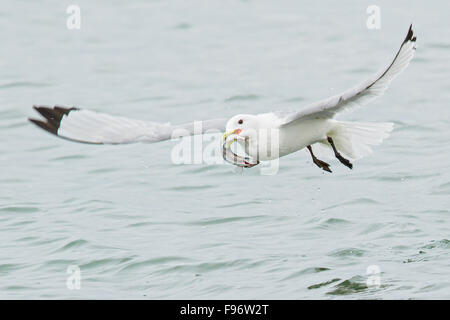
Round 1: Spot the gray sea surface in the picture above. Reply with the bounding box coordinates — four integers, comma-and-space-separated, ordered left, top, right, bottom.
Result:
0, 0, 449, 299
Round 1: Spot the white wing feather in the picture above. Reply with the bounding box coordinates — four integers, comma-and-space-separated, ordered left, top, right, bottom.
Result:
29, 106, 227, 144
30, 25, 417, 146
278, 25, 417, 125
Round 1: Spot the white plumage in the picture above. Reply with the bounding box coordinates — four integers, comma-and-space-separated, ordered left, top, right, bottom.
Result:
30, 25, 416, 172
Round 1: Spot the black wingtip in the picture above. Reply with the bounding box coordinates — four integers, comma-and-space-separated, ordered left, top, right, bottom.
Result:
28, 118, 58, 135
404, 24, 417, 44
30, 105, 78, 135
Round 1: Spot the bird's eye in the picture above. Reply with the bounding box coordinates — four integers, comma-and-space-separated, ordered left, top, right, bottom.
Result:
238, 119, 243, 124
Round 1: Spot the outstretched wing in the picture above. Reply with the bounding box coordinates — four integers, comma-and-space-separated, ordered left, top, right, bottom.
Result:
279, 24, 417, 125
29, 105, 227, 144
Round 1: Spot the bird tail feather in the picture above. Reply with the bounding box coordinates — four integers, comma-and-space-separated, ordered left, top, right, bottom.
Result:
321, 121, 394, 160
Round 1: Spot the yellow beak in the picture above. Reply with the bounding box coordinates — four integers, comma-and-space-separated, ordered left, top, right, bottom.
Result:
222, 129, 242, 148
222, 129, 242, 141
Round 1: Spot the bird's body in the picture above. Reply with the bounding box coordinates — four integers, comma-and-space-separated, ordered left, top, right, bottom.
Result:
230, 113, 334, 161
29, 25, 417, 173
226, 114, 392, 162
267, 117, 334, 160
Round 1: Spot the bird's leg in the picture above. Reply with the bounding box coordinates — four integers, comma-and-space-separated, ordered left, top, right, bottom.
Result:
307, 145, 332, 173
327, 137, 353, 169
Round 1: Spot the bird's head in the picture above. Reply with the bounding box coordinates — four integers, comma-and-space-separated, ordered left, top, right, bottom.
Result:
223, 114, 258, 147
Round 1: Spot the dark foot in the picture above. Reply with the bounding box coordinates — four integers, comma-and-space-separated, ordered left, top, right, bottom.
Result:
307, 145, 332, 173
336, 154, 353, 169
327, 137, 353, 170
313, 158, 332, 173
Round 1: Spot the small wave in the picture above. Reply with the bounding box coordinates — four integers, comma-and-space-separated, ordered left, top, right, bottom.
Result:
119, 256, 191, 272
308, 278, 341, 290
87, 167, 118, 174
284, 96, 305, 103
326, 276, 368, 295
421, 239, 450, 250
8, 220, 35, 227
323, 198, 379, 211
328, 248, 365, 258
124, 95, 170, 103
403, 256, 427, 264
0, 81, 51, 89
42, 259, 77, 267
316, 218, 351, 230
359, 222, 385, 235
15, 236, 39, 242
151, 259, 253, 275
0, 263, 23, 274
80, 257, 134, 270
166, 184, 217, 191
0, 206, 39, 214
225, 94, 260, 102
127, 221, 154, 228
58, 239, 89, 251
51, 154, 88, 161
401, 240, 450, 264
216, 200, 264, 208
173, 23, 191, 30
4, 285, 36, 291
187, 215, 266, 226
283, 267, 330, 281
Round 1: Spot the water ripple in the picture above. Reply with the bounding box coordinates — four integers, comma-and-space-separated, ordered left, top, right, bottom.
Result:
225, 94, 260, 102
283, 267, 330, 281
186, 215, 267, 226
58, 239, 89, 251
119, 256, 192, 273
0, 81, 52, 89
0, 206, 39, 214
308, 278, 341, 290
326, 276, 369, 296
328, 248, 365, 258
166, 184, 217, 191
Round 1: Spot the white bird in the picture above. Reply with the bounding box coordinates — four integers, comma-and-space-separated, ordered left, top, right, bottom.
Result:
30, 25, 417, 173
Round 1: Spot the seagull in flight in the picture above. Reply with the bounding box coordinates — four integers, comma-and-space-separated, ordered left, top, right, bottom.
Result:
29, 25, 417, 172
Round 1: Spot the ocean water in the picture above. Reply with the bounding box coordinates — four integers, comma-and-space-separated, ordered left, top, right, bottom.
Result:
1, 0, 449, 299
